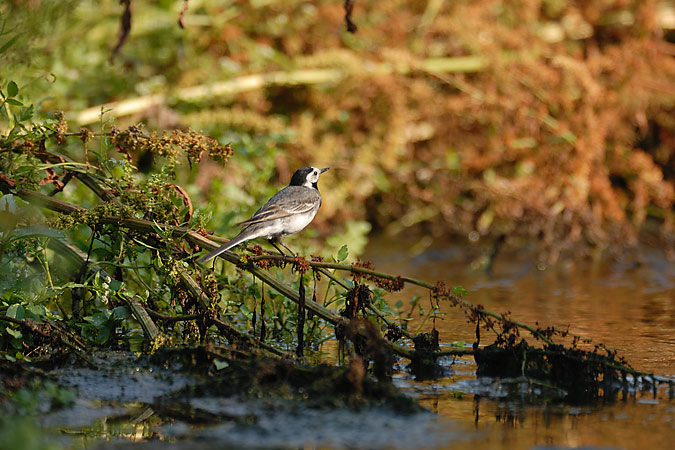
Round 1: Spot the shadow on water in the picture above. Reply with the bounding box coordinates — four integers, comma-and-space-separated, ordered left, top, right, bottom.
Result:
366, 235, 675, 450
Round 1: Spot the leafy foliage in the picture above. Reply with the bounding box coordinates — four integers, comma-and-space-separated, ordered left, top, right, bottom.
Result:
4, 0, 674, 262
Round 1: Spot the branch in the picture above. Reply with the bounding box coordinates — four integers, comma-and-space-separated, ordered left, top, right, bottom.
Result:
0, 180, 607, 360
0, 315, 86, 353
73, 56, 487, 125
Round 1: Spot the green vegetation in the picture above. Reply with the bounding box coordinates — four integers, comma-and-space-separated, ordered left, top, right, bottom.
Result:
2, 0, 673, 261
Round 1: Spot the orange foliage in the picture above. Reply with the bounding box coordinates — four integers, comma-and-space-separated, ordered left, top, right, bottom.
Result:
194, 0, 675, 258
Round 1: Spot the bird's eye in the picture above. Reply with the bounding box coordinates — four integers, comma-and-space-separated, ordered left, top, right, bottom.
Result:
313, 171, 317, 175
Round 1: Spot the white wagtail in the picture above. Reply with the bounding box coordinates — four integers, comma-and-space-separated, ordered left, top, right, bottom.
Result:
197, 166, 329, 263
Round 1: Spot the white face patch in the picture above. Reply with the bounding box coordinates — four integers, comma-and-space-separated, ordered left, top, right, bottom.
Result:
303, 167, 321, 187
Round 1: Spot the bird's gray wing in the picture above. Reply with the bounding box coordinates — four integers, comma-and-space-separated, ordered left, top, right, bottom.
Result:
237, 186, 319, 227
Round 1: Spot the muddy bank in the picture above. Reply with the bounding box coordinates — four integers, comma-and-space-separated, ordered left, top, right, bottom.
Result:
23, 348, 464, 449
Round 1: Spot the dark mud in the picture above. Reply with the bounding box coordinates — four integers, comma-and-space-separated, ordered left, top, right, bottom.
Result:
35, 348, 463, 449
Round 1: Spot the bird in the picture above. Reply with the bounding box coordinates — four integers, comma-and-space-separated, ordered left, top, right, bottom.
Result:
197, 166, 330, 263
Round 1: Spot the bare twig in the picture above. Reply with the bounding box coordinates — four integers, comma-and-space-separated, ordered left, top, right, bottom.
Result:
110, 0, 132, 64
178, 0, 190, 28
344, 0, 358, 33
0, 315, 86, 353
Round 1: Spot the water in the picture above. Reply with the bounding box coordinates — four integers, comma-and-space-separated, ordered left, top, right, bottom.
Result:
365, 235, 675, 449
26, 237, 675, 449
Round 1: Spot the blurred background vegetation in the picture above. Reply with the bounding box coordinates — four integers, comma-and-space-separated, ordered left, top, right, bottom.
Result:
1, 0, 674, 261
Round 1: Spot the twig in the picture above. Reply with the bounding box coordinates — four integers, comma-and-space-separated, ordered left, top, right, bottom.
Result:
0, 180, 613, 362
146, 309, 200, 323
110, 0, 132, 64
243, 254, 556, 345
0, 315, 86, 353
313, 265, 414, 341
210, 317, 290, 358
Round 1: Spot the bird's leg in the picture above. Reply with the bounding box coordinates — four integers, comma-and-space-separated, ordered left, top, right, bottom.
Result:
268, 238, 289, 260
278, 236, 295, 256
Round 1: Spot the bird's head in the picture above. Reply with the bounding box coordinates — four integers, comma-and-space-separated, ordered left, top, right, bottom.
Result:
290, 166, 330, 189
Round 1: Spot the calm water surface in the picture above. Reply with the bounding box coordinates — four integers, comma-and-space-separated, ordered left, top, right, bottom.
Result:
365, 235, 675, 450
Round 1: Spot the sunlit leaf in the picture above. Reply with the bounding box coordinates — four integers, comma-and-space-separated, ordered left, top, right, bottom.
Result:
451, 285, 469, 297
214, 359, 229, 370
337, 244, 349, 262
6, 304, 25, 319
6, 327, 22, 339
0, 194, 19, 214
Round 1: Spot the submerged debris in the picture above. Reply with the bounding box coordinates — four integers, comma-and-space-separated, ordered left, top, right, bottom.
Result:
474, 339, 665, 404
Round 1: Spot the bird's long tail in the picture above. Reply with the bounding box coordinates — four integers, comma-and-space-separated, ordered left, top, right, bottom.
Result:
197, 232, 252, 263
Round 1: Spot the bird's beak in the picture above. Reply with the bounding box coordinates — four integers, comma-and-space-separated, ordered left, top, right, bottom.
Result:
320, 167, 330, 174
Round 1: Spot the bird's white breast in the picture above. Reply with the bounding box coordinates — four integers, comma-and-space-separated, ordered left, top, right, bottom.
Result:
277, 208, 319, 235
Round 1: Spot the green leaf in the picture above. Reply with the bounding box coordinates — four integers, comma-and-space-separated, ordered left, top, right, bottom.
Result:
27, 304, 47, 319
109, 280, 124, 292
111, 306, 130, 321
451, 285, 469, 297
0, 33, 22, 54
96, 327, 111, 344
7, 81, 18, 98
10, 225, 65, 241
6, 304, 25, 319
0, 194, 19, 214
5, 98, 23, 106
83, 314, 107, 327
337, 244, 349, 262
6, 327, 22, 339
214, 359, 229, 370
19, 104, 34, 122
91, 247, 114, 259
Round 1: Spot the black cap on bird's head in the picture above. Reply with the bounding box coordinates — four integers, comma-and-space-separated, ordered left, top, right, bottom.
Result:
290, 166, 330, 189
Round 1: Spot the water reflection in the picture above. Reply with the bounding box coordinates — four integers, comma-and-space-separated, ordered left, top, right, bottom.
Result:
366, 236, 675, 375
368, 235, 675, 449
